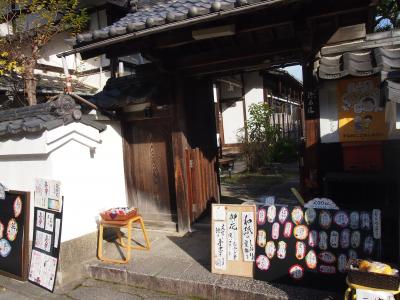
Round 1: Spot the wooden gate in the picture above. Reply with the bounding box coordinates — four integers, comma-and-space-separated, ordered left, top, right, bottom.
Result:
185, 148, 219, 223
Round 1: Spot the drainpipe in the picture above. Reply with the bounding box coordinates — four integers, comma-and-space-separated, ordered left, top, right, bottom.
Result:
62, 56, 73, 93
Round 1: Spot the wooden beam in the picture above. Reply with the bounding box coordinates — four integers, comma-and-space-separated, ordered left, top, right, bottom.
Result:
173, 39, 302, 71
172, 76, 191, 233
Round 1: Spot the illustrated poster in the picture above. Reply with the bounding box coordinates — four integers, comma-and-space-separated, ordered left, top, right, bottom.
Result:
254, 205, 382, 290
337, 76, 387, 142
29, 205, 63, 292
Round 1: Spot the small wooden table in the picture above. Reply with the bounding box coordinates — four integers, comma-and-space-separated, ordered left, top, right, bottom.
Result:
98, 215, 150, 264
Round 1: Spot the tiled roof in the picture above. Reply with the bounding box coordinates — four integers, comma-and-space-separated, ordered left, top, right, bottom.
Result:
316, 30, 400, 80
386, 80, 400, 103
0, 95, 106, 137
75, 0, 283, 45
0, 74, 98, 96
317, 48, 400, 80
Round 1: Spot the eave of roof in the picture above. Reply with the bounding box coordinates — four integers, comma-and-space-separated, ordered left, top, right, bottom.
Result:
0, 95, 106, 138
58, 0, 291, 57
316, 30, 400, 80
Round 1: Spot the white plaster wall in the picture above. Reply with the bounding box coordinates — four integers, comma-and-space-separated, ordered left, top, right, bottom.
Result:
319, 81, 340, 143
0, 121, 127, 242
244, 72, 264, 116
222, 101, 245, 144
221, 72, 264, 144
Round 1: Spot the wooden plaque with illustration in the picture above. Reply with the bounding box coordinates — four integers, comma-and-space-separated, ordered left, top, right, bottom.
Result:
0, 190, 30, 281
211, 204, 256, 278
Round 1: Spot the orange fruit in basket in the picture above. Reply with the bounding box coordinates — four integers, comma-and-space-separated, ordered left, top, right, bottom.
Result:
368, 262, 393, 275
359, 260, 371, 271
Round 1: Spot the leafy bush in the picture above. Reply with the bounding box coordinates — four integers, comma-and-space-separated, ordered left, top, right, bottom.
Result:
238, 103, 280, 171
272, 137, 298, 163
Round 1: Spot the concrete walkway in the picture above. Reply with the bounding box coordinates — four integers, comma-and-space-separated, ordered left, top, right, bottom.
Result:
0, 276, 191, 300
88, 229, 341, 300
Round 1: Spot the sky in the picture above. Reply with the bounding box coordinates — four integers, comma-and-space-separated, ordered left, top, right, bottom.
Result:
284, 65, 303, 82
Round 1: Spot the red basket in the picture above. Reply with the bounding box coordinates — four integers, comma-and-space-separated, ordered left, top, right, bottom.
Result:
100, 208, 137, 221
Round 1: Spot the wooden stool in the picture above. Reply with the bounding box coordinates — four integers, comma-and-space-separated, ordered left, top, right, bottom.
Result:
98, 215, 150, 264
344, 277, 400, 300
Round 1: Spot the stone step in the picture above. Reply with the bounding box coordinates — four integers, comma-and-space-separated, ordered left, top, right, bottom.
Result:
85, 262, 340, 300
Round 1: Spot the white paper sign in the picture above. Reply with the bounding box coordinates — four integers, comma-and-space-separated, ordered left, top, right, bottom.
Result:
214, 222, 227, 270
213, 205, 226, 221
0, 183, 5, 200
356, 289, 395, 300
45, 213, 54, 232
29, 250, 58, 291
35, 230, 52, 253
227, 212, 239, 261
242, 212, 255, 261
54, 219, 61, 249
34, 178, 62, 212
372, 209, 381, 239
304, 198, 339, 210
36, 210, 45, 229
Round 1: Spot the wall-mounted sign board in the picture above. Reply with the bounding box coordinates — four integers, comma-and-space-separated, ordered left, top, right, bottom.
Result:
254, 204, 382, 290
211, 204, 256, 278
29, 206, 63, 292
29, 179, 63, 292
0, 191, 30, 281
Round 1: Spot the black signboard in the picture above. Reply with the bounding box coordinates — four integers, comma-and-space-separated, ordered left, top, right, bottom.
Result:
0, 191, 30, 281
28, 205, 63, 292
254, 205, 381, 290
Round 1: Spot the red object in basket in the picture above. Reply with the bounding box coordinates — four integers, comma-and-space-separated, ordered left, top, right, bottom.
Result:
100, 208, 137, 221
342, 142, 383, 172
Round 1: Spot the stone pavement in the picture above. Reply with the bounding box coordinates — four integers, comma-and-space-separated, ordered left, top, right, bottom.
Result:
0, 276, 191, 300
88, 228, 342, 300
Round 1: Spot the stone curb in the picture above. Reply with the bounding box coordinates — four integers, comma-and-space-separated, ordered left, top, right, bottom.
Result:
86, 264, 288, 300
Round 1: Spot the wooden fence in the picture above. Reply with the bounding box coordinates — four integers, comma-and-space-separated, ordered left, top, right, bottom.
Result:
185, 148, 219, 223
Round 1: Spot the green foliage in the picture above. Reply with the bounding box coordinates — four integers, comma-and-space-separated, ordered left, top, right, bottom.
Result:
238, 103, 280, 171
271, 137, 298, 163
375, 0, 399, 31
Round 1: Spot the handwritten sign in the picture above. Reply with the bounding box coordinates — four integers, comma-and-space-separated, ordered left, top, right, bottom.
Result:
34, 179, 62, 212
227, 212, 239, 261
304, 198, 339, 210
211, 204, 256, 277
242, 212, 255, 262
214, 222, 227, 270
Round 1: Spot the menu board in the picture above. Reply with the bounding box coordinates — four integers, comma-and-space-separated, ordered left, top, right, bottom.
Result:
254, 205, 382, 289
29, 202, 63, 292
0, 191, 30, 280
211, 204, 256, 277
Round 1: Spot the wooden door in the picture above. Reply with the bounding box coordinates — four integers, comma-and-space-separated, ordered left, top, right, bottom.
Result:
124, 118, 176, 222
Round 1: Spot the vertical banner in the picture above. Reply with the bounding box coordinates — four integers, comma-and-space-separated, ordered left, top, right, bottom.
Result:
29, 179, 63, 292
337, 76, 386, 142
